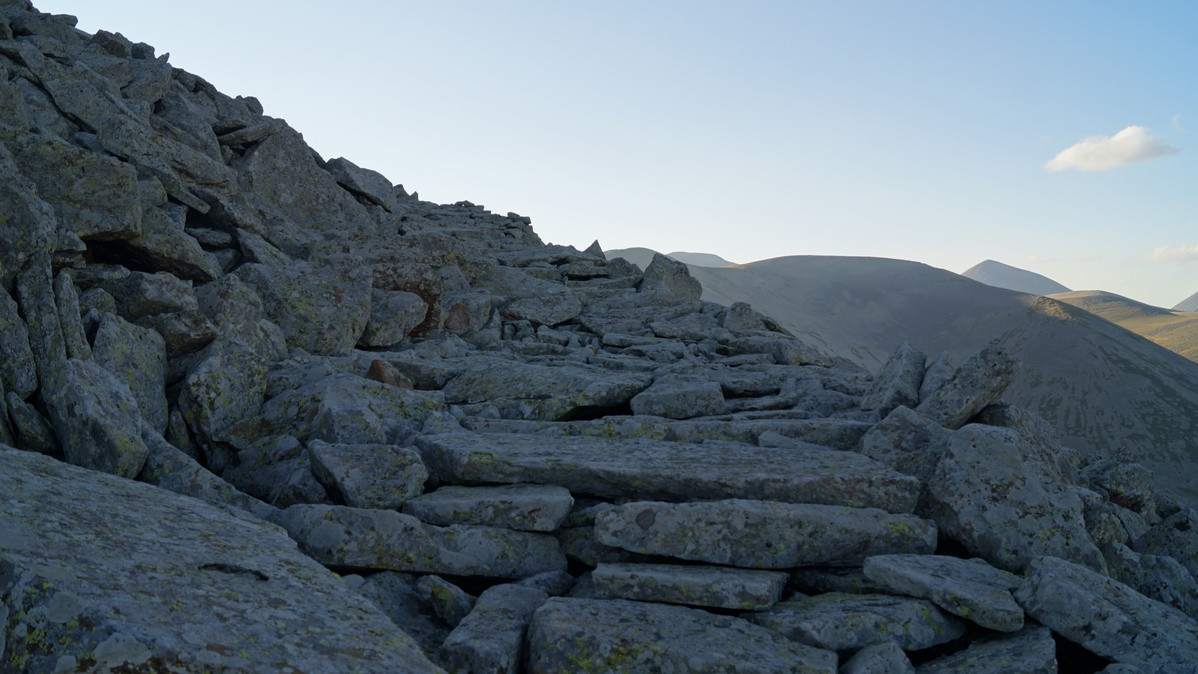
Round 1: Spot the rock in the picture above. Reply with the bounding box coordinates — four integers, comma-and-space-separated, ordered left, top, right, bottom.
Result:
592, 562, 789, 610
517, 570, 576, 596
350, 571, 450, 654
5, 390, 56, 454
489, 265, 583, 326
637, 253, 702, 304
414, 575, 475, 628
418, 432, 922, 512
279, 503, 568, 578
91, 312, 168, 433
915, 343, 1017, 429
595, 499, 936, 569
0, 288, 37, 398
219, 433, 328, 506
630, 375, 727, 419
919, 351, 955, 401
862, 554, 1024, 632
402, 483, 573, 532
236, 260, 371, 355
53, 271, 91, 360
861, 342, 925, 415
856, 405, 950, 483
915, 625, 1057, 674
439, 583, 548, 674
1136, 509, 1198, 581
179, 336, 267, 446
358, 288, 427, 348
842, 641, 913, 674
326, 156, 398, 212
15, 253, 67, 393
558, 525, 645, 567
1014, 555, 1198, 670
923, 424, 1102, 572
526, 597, 838, 673
306, 440, 428, 509
0, 447, 439, 673
0, 137, 56, 290
749, 592, 966, 652
108, 203, 221, 282
43, 358, 149, 478
1102, 542, 1198, 621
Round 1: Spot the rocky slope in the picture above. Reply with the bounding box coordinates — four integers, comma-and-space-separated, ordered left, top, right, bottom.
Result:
2, 3, 1198, 672
961, 259, 1071, 295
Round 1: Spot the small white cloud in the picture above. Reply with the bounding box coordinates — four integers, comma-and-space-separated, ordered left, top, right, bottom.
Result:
1044, 125, 1178, 172
1143, 243, 1198, 263
1173, 114, 1185, 131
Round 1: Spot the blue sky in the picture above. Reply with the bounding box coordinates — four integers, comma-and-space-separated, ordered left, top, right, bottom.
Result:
39, 1, 1197, 307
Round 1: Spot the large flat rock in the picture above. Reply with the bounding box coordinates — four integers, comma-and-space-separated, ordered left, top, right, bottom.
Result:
749, 592, 966, 652
526, 597, 838, 673
862, 554, 1024, 632
592, 562, 789, 610
0, 447, 440, 672
417, 432, 921, 512
595, 499, 936, 569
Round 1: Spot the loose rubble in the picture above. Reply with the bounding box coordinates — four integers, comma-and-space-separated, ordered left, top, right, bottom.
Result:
2, 3, 1197, 671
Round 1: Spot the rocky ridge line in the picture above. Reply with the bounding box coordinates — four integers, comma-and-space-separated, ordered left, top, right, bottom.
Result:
1, 2, 1197, 672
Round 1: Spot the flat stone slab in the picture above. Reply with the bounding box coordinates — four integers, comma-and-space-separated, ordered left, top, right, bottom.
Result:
592, 562, 789, 610
749, 592, 966, 652
417, 432, 921, 513
526, 597, 838, 673
440, 583, 548, 674
1014, 555, 1198, 670
402, 483, 573, 532
595, 499, 936, 569
0, 447, 439, 673
916, 625, 1057, 674
863, 554, 1024, 632
279, 503, 567, 579
307, 440, 428, 509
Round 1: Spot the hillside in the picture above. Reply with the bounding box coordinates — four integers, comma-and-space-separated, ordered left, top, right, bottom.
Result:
689, 256, 1198, 503
1176, 290, 1198, 312
962, 259, 1071, 295
606, 247, 735, 270
1050, 290, 1198, 363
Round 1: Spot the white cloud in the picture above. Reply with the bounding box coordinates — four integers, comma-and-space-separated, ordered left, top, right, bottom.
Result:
1173, 114, 1184, 131
1143, 243, 1198, 263
1044, 125, 1178, 172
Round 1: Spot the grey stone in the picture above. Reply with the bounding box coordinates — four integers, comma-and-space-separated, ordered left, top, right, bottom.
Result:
558, 525, 645, 567
307, 440, 428, 509
15, 253, 67, 394
440, 584, 548, 674
418, 433, 922, 513
220, 434, 329, 507
0, 447, 439, 673
92, 312, 168, 434
44, 358, 149, 478
592, 562, 788, 610
5, 390, 56, 454
862, 554, 1024, 632
631, 375, 727, 419
1136, 509, 1198, 581
0, 136, 56, 290
919, 351, 955, 402
490, 266, 582, 327
326, 156, 398, 212
358, 288, 427, 348
749, 592, 966, 652
53, 271, 91, 360
279, 503, 567, 578
843, 641, 914, 674
179, 336, 267, 446
792, 567, 891, 596
1015, 555, 1198, 670
861, 342, 925, 415
1102, 542, 1198, 622
637, 253, 703, 304
915, 342, 1017, 429
114, 204, 221, 282
856, 405, 951, 483
595, 499, 936, 569
351, 571, 450, 654
517, 570, 576, 596
415, 574, 475, 628
236, 259, 371, 355
915, 625, 1057, 674
136, 307, 217, 357
0, 288, 37, 398
924, 424, 1102, 572
403, 483, 573, 532
527, 597, 838, 673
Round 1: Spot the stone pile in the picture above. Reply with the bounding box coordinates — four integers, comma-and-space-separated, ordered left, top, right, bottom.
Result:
2, 2, 1198, 672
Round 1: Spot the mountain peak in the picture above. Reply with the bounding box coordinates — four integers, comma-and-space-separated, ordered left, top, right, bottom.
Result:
961, 259, 1070, 296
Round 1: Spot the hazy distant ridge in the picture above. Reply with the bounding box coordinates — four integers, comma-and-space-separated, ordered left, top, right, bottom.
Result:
1176, 290, 1198, 313
962, 259, 1070, 295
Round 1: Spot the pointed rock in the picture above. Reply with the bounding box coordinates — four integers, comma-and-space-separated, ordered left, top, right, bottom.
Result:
45, 358, 150, 478
842, 641, 913, 674
915, 342, 1017, 429
637, 253, 702, 304
861, 342, 925, 415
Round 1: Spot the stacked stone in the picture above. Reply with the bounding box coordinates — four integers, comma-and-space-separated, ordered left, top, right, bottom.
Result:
1, 3, 1197, 672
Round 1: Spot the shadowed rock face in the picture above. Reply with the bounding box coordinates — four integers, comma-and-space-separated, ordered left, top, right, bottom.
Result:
2, 3, 1198, 671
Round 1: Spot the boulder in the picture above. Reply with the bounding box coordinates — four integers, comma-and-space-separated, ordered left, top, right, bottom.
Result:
842, 641, 913, 674
178, 336, 267, 445
0, 136, 56, 290
348, 571, 449, 654
402, 483, 573, 532
1136, 509, 1198, 581
439, 583, 548, 674
91, 312, 168, 434
236, 260, 371, 355
636, 253, 702, 304
5, 391, 56, 454
862, 554, 1024, 632
856, 405, 950, 483
915, 625, 1057, 674
414, 575, 475, 628
53, 271, 91, 360
595, 499, 936, 569
630, 375, 727, 419
915, 343, 1017, 429
326, 156, 398, 212
306, 440, 428, 509
0, 288, 37, 398
526, 597, 838, 673
592, 562, 788, 610
749, 592, 966, 652
44, 358, 149, 478
861, 342, 925, 415
358, 288, 427, 348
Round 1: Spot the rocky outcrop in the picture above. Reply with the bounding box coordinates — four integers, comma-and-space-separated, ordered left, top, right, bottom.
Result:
1, 3, 1195, 670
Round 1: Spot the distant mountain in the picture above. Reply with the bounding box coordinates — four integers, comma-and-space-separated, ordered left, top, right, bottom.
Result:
686, 255, 1198, 506
1176, 291, 1198, 313
605, 248, 735, 270
961, 259, 1070, 295
1050, 290, 1198, 364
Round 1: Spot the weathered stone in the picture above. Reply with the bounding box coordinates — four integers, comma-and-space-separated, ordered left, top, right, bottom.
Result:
1136, 509, 1198, 581
630, 375, 727, 419
0, 137, 56, 290
862, 554, 1024, 632
924, 424, 1102, 572
5, 390, 56, 454
915, 343, 1017, 429
0, 447, 439, 673
43, 358, 149, 478
749, 592, 966, 652
919, 351, 955, 401
518, 570, 576, 596
53, 271, 91, 360
415, 574, 475, 628
439, 584, 548, 674
1102, 542, 1198, 621
489, 266, 582, 327
326, 156, 398, 212
637, 253, 702, 304
136, 308, 217, 357
792, 567, 892, 596
843, 641, 914, 674
15, 253, 66, 393
1016, 555, 1198, 670
358, 288, 427, 348
110, 204, 221, 282
236, 259, 371, 355
861, 342, 925, 415
179, 336, 267, 445
402, 483, 572, 532
92, 312, 168, 433
349, 571, 450, 654
915, 625, 1057, 674
0, 288, 37, 398
596, 499, 936, 569
418, 433, 922, 513
857, 405, 950, 483
592, 562, 788, 610
220, 434, 329, 506
558, 525, 645, 567
307, 440, 428, 509
279, 503, 567, 578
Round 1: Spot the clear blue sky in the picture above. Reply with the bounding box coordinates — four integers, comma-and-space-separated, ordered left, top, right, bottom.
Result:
38, 1, 1197, 308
